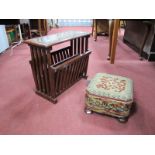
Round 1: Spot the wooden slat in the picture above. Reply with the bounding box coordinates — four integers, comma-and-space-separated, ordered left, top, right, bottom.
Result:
82, 57, 87, 73
66, 48, 69, 57
61, 51, 65, 60
75, 59, 81, 80
31, 46, 39, 89
58, 69, 62, 94
55, 53, 59, 63
79, 56, 85, 77
60, 66, 66, 90
62, 66, 68, 90
74, 39, 77, 55
72, 60, 79, 82
51, 46, 71, 56
63, 49, 67, 59
76, 38, 79, 55
41, 48, 50, 95
84, 37, 86, 53
58, 52, 62, 61
70, 40, 73, 56
66, 64, 72, 88
66, 48, 70, 57
84, 56, 89, 76
56, 52, 61, 62
47, 47, 52, 65
33, 46, 42, 91
55, 70, 61, 94
47, 47, 56, 98
72, 39, 75, 55
64, 65, 69, 89
85, 37, 88, 52
30, 46, 39, 90
59, 69, 64, 92
81, 37, 84, 54
37, 47, 46, 93
51, 55, 56, 64
60, 51, 64, 60
53, 53, 57, 64
81, 56, 86, 77
64, 49, 68, 58
39, 47, 46, 93
78, 38, 80, 54
67, 64, 73, 86
73, 61, 78, 82
66, 63, 72, 86
69, 61, 76, 84
67, 48, 71, 57
74, 60, 81, 81
50, 54, 54, 65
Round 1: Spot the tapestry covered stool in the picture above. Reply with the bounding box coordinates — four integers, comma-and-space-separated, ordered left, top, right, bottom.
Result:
85, 73, 133, 122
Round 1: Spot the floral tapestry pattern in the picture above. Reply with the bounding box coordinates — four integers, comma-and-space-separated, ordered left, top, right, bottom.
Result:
85, 73, 133, 118
96, 76, 126, 92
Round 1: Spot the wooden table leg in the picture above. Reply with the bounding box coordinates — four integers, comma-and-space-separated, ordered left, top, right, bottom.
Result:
139, 23, 151, 60
38, 19, 42, 36
107, 20, 114, 60
92, 19, 94, 36
93, 19, 97, 41
110, 19, 120, 64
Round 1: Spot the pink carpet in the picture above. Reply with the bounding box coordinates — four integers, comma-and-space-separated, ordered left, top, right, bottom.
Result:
0, 26, 155, 134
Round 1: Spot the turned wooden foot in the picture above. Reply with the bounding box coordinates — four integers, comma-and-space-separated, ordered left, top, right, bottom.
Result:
82, 73, 88, 79
118, 117, 128, 123
51, 98, 58, 104
107, 56, 110, 60
85, 107, 93, 114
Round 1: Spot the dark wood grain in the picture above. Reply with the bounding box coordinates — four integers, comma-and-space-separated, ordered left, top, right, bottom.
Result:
26, 31, 91, 103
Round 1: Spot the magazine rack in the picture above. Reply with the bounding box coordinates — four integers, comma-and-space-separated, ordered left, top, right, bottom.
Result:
25, 31, 91, 103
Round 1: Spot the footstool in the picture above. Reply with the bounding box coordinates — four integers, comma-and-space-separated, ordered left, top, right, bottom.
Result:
85, 73, 133, 122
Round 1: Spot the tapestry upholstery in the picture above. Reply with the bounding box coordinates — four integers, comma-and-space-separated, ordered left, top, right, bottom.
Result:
85, 73, 133, 118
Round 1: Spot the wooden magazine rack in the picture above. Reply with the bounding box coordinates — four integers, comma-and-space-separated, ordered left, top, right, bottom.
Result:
25, 31, 91, 103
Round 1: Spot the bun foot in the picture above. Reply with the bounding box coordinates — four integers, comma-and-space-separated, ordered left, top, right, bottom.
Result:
85, 108, 93, 114
107, 56, 110, 60
118, 117, 128, 123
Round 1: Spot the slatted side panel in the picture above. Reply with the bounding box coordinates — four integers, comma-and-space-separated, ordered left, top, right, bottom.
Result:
36, 47, 46, 93
85, 36, 89, 52
30, 46, 39, 90
81, 36, 89, 54
70, 36, 89, 55
30, 46, 42, 92
77, 38, 81, 54
54, 54, 90, 96
81, 37, 85, 54
70, 39, 78, 56
29, 46, 50, 96
41, 48, 50, 96
51, 46, 72, 65
81, 54, 89, 77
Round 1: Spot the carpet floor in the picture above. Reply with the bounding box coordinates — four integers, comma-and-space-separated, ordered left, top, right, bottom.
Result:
0, 26, 155, 134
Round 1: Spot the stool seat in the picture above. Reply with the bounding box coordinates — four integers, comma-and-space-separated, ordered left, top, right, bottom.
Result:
85, 73, 133, 122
